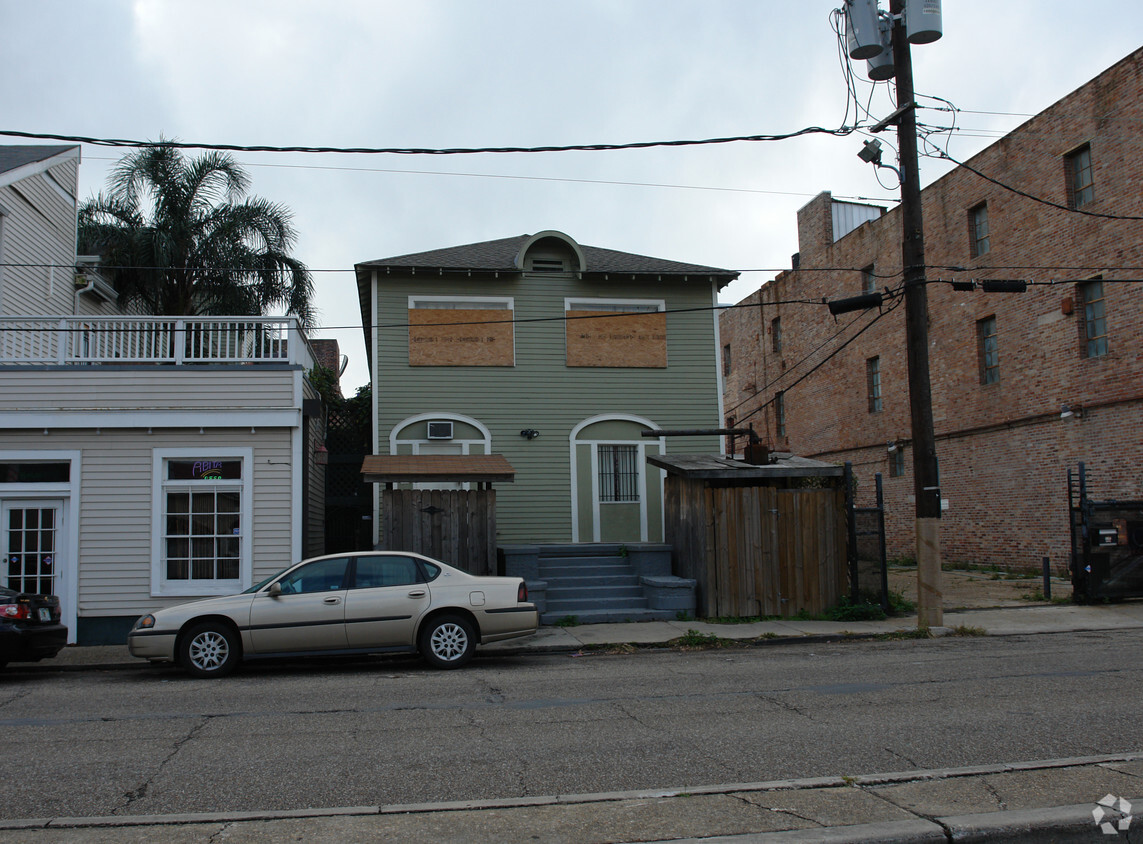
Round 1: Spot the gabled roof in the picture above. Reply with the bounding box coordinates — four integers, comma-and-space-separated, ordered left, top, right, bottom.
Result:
0, 145, 80, 189
356, 233, 736, 278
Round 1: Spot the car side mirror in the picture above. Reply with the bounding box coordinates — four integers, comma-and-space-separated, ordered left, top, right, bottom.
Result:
269, 582, 282, 598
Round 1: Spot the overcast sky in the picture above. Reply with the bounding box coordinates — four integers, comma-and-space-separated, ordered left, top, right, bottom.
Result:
2, 1, 1140, 392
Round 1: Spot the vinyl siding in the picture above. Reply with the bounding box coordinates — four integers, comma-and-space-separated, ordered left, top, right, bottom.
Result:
373, 271, 722, 543
0, 367, 299, 411
0, 427, 296, 618
0, 168, 77, 317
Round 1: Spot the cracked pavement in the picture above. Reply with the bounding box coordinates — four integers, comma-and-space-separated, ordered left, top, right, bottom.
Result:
1, 630, 1142, 824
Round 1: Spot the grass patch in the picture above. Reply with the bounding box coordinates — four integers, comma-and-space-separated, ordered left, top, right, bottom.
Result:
554, 615, 579, 627
949, 625, 987, 636
887, 589, 915, 615
672, 629, 734, 649
827, 597, 887, 622
707, 615, 779, 624
875, 628, 932, 641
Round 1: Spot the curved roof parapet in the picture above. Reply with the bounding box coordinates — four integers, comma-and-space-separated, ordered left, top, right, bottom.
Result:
513, 230, 587, 272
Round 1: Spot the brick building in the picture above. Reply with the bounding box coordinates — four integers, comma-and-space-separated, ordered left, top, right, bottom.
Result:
720, 47, 1143, 571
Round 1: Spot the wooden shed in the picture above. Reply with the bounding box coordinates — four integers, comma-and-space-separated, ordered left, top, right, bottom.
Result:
361, 454, 515, 575
648, 453, 848, 619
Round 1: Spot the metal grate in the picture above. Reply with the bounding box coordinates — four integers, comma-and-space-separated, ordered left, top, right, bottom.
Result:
598, 445, 639, 503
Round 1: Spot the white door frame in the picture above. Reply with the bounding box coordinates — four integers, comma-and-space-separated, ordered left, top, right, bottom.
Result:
0, 449, 81, 643
569, 415, 665, 544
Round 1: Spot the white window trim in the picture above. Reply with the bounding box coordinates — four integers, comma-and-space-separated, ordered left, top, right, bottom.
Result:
408, 295, 513, 309
564, 297, 665, 312
151, 448, 254, 597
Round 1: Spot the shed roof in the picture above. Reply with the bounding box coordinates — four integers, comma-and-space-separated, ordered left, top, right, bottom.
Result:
361, 454, 516, 483
647, 453, 844, 480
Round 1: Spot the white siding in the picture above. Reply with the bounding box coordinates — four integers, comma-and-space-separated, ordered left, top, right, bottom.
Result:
0, 368, 298, 412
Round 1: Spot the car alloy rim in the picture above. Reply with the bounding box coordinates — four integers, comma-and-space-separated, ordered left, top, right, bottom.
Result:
430, 622, 468, 661
189, 631, 229, 670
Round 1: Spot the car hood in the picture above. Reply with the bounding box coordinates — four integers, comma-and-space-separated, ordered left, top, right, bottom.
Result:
149, 592, 258, 627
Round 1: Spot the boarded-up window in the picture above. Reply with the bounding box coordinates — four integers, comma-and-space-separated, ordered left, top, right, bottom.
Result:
565, 299, 666, 368
408, 297, 514, 366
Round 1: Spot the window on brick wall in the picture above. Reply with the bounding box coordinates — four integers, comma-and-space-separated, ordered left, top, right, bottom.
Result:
889, 446, 905, 478
862, 264, 876, 295
771, 316, 782, 353
977, 316, 999, 384
722, 343, 731, 376
969, 203, 990, 257
774, 391, 786, 439
866, 356, 882, 413
1065, 144, 1094, 209
1080, 278, 1108, 358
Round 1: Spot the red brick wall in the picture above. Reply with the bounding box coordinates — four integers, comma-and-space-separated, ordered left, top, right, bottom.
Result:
720, 47, 1143, 571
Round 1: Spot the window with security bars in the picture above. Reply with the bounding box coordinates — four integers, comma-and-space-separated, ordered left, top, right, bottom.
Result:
978, 316, 999, 384
1080, 279, 1108, 358
598, 445, 639, 503
5, 506, 57, 595
164, 489, 241, 582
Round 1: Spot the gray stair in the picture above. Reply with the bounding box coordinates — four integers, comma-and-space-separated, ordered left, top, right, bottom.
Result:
535, 546, 679, 625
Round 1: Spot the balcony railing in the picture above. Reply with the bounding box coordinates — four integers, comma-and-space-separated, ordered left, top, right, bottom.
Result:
0, 317, 315, 369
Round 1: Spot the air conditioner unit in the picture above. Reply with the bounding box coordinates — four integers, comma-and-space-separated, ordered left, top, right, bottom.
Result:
427, 421, 454, 440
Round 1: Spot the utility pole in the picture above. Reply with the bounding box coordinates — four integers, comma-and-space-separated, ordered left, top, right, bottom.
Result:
888, 0, 943, 628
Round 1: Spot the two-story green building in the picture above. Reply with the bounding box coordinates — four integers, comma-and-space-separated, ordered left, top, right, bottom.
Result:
355, 231, 736, 562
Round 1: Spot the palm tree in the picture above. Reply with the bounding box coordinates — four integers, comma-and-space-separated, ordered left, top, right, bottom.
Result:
78, 144, 315, 327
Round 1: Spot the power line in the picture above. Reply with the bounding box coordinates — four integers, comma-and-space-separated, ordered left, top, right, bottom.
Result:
1, 126, 860, 156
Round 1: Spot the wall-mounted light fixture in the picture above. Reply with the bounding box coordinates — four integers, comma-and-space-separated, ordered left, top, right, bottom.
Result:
315, 445, 329, 466
887, 441, 898, 453
520, 429, 541, 440
1060, 404, 1084, 420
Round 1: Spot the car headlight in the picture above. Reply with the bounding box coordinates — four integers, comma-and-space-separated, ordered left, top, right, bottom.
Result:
133, 614, 156, 631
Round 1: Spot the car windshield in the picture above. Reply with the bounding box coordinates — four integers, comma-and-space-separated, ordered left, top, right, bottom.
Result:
242, 565, 297, 594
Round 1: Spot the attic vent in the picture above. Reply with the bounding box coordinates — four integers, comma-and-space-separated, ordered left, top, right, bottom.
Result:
427, 421, 454, 440
531, 259, 565, 272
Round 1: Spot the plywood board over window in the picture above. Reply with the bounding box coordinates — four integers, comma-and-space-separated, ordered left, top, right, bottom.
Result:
565, 299, 666, 368
408, 298, 514, 366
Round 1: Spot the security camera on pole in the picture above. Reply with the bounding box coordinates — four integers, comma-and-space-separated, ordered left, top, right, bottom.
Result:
843, 0, 945, 629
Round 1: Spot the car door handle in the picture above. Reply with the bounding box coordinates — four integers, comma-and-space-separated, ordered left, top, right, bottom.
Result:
407, 590, 426, 598
323, 596, 342, 604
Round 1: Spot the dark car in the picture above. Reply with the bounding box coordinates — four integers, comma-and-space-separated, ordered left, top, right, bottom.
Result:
0, 586, 67, 668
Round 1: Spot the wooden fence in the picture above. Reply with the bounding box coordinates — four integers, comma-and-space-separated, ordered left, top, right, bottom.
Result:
379, 489, 497, 575
666, 479, 848, 618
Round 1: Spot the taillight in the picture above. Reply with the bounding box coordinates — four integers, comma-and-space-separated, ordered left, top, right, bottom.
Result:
1, 603, 30, 620
517, 582, 528, 603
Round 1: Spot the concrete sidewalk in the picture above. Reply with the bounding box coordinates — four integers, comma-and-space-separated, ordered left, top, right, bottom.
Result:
1, 755, 1139, 842
35, 598, 1143, 671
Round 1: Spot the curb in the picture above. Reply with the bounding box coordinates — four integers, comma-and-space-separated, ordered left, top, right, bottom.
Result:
3, 755, 1139, 833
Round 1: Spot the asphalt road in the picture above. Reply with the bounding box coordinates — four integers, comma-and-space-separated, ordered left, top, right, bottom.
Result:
1, 629, 1140, 821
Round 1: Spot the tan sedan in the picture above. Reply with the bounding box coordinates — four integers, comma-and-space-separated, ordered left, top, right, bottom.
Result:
128, 552, 538, 677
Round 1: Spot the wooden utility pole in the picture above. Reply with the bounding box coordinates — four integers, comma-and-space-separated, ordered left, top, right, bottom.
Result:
889, 0, 943, 628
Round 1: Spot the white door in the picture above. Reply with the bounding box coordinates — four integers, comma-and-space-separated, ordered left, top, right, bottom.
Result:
1, 500, 65, 598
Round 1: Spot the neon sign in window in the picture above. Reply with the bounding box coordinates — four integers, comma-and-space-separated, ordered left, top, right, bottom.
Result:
167, 460, 242, 481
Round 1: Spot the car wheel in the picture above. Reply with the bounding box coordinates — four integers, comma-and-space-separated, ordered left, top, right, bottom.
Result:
180, 622, 240, 678
419, 614, 475, 669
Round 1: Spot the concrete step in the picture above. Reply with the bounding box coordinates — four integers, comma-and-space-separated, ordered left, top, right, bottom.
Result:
541, 574, 641, 589
541, 608, 680, 625
539, 563, 635, 579
547, 585, 646, 601
545, 596, 650, 612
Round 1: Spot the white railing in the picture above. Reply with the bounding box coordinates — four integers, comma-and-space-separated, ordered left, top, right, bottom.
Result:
0, 316, 315, 369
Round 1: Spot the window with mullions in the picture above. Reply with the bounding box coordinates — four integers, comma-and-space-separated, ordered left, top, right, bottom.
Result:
598, 445, 639, 503
1080, 279, 1108, 357
867, 356, 882, 413
969, 203, 990, 257
977, 316, 999, 384
1066, 145, 1094, 209
154, 451, 251, 595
